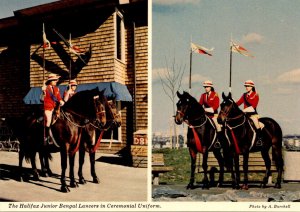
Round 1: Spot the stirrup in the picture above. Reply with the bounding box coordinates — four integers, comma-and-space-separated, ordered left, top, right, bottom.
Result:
256, 138, 263, 146
214, 141, 221, 148
45, 136, 53, 145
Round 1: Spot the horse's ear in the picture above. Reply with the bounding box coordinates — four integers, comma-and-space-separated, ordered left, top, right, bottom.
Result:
228, 92, 232, 99
176, 91, 182, 98
222, 92, 226, 100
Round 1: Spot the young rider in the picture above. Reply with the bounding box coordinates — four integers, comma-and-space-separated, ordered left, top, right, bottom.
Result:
199, 80, 222, 145
236, 80, 262, 145
41, 73, 64, 142
63, 79, 78, 102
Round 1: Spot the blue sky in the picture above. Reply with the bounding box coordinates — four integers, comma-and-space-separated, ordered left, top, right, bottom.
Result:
0, 0, 55, 19
152, 0, 300, 135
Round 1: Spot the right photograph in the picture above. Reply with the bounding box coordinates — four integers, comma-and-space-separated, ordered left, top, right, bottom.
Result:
152, 0, 300, 203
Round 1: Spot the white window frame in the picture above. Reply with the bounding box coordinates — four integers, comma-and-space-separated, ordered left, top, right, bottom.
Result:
114, 8, 125, 62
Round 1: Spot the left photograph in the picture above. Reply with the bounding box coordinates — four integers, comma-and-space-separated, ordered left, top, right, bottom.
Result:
0, 0, 148, 201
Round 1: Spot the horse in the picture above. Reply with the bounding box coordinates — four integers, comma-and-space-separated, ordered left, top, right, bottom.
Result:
77, 97, 122, 185
174, 91, 227, 189
13, 88, 107, 192
217, 92, 284, 189
50, 88, 107, 192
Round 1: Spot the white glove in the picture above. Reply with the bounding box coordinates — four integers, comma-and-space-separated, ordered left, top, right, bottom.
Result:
243, 106, 255, 113
42, 85, 46, 91
60, 100, 65, 106
204, 107, 214, 113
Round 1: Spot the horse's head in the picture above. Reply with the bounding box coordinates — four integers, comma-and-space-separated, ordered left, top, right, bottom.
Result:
63, 88, 106, 128
106, 98, 122, 128
217, 92, 242, 124
175, 91, 204, 125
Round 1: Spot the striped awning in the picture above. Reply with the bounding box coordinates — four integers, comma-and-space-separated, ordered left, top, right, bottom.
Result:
23, 82, 132, 104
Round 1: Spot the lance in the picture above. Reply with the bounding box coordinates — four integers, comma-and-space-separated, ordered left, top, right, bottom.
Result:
52, 28, 87, 65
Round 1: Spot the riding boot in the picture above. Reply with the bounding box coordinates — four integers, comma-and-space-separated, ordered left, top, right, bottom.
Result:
256, 129, 263, 146
44, 127, 52, 145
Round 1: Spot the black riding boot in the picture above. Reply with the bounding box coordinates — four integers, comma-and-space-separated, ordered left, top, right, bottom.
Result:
256, 129, 263, 146
45, 127, 51, 145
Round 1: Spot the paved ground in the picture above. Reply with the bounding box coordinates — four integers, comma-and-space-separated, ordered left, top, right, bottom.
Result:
0, 151, 147, 202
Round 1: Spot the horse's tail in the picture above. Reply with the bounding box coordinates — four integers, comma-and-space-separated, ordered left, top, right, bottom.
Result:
261, 117, 284, 169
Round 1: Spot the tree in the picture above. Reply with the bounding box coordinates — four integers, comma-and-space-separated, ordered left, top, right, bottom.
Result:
159, 57, 185, 148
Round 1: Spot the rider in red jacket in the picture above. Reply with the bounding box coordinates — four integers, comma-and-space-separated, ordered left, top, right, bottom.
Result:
199, 80, 221, 132
41, 73, 64, 142
236, 80, 262, 145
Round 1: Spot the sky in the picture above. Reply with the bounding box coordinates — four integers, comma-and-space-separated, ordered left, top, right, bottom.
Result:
152, 0, 300, 136
0, 0, 55, 19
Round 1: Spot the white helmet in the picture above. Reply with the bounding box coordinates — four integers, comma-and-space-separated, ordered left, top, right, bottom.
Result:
244, 80, 255, 87
203, 80, 213, 87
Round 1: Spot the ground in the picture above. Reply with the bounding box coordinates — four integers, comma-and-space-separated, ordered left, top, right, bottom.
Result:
0, 151, 147, 202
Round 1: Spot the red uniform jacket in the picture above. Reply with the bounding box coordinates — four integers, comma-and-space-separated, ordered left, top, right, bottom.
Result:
44, 85, 62, 110
236, 91, 259, 109
199, 91, 220, 116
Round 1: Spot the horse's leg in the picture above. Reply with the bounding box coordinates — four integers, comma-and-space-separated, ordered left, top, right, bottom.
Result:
18, 148, 26, 181
39, 151, 47, 177
242, 153, 249, 190
201, 149, 209, 189
69, 153, 78, 188
90, 151, 100, 183
60, 149, 70, 192
30, 151, 39, 181
187, 148, 197, 189
44, 152, 53, 176
232, 153, 240, 189
78, 144, 86, 184
261, 149, 272, 188
213, 149, 224, 187
272, 145, 284, 189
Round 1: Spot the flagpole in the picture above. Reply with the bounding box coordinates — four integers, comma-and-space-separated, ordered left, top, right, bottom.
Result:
189, 37, 192, 93
69, 33, 72, 83
229, 44, 232, 93
42, 23, 46, 84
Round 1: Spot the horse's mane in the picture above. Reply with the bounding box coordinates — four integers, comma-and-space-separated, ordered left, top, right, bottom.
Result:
63, 88, 102, 119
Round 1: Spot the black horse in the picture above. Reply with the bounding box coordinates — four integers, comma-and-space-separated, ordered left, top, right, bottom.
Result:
13, 88, 107, 192
175, 91, 226, 189
217, 92, 284, 189
77, 98, 122, 185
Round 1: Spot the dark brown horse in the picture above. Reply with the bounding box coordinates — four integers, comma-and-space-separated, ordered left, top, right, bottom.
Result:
77, 98, 122, 185
50, 88, 107, 192
14, 88, 107, 192
217, 92, 284, 189
175, 91, 226, 189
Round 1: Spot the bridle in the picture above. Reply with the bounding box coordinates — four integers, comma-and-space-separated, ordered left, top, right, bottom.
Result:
219, 98, 246, 129
61, 95, 106, 129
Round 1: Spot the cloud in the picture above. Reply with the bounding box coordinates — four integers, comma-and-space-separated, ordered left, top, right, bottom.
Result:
242, 33, 264, 44
152, 68, 169, 81
153, 0, 201, 5
276, 68, 300, 83
182, 73, 207, 85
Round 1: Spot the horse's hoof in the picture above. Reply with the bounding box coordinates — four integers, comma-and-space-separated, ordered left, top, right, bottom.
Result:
61, 186, 70, 193
79, 178, 86, 184
93, 177, 100, 184
186, 183, 195, 190
202, 185, 210, 190
70, 181, 78, 188
275, 183, 281, 189
32, 173, 40, 181
47, 170, 53, 177
241, 184, 249, 190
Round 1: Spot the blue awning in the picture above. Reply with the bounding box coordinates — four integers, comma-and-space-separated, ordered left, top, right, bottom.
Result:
23, 82, 132, 104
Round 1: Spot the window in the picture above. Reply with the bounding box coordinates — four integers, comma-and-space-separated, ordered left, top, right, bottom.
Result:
115, 9, 125, 61
101, 101, 122, 143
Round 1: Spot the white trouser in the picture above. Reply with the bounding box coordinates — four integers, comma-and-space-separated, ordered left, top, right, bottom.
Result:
212, 116, 222, 132
45, 109, 53, 127
250, 115, 260, 130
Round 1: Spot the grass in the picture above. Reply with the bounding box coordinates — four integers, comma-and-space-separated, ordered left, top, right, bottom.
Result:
152, 148, 278, 185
